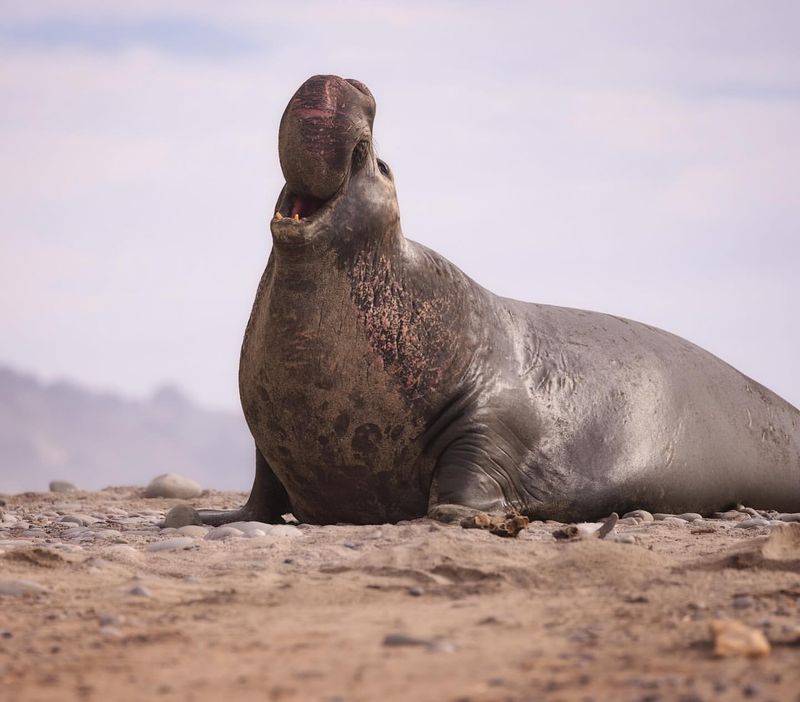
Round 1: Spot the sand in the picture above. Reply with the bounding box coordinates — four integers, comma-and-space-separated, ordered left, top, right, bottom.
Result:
0, 489, 799, 702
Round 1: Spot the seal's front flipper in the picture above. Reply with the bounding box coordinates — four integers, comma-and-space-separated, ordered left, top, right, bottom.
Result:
426, 458, 512, 524
198, 446, 291, 526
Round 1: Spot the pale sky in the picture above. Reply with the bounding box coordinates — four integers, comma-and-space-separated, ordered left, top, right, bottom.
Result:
1, 0, 798, 411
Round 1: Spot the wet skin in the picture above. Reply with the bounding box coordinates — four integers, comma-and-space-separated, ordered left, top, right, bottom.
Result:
200, 75, 800, 526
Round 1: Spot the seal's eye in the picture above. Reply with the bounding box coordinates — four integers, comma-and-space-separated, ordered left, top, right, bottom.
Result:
377, 159, 390, 177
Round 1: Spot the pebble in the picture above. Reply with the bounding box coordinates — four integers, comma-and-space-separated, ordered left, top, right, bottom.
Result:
144, 473, 202, 499
0, 539, 34, 548
778, 513, 800, 523
622, 510, 654, 522
660, 517, 688, 526
53, 503, 81, 513
611, 534, 637, 544
382, 633, 456, 653
163, 503, 203, 529
49, 480, 78, 493
267, 525, 302, 539
93, 529, 123, 540
176, 525, 209, 538
98, 613, 125, 627
710, 619, 770, 657
0, 579, 49, 596
128, 585, 153, 597
146, 537, 196, 553
677, 513, 703, 522
204, 526, 245, 541
733, 595, 755, 609
59, 514, 99, 526
735, 518, 771, 529
713, 510, 747, 521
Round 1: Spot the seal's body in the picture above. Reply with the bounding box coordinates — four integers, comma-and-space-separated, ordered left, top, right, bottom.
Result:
201, 75, 800, 526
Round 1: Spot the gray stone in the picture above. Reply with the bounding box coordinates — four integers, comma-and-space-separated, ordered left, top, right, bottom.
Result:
58, 514, 99, 526
146, 537, 196, 553
128, 585, 153, 597
660, 517, 689, 526
163, 503, 202, 529
268, 525, 302, 539
677, 513, 703, 522
176, 525, 209, 538
49, 480, 78, 493
622, 510, 654, 522
0, 579, 49, 596
144, 473, 202, 499
735, 518, 771, 529
204, 526, 244, 541
712, 510, 747, 521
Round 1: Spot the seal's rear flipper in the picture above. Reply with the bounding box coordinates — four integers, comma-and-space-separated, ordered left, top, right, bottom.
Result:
198, 446, 291, 525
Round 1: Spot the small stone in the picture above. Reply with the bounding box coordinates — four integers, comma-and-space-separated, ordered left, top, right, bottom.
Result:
408, 587, 425, 597
382, 633, 455, 652
677, 513, 703, 522
611, 534, 636, 544
49, 480, 78, 493
709, 619, 770, 657
58, 514, 99, 526
146, 537, 195, 553
176, 525, 209, 538
732, 595, 755, 609
712, 510, 747, 521
778, 513, 800, 523
98, 613, 125, 627
622, 510, 654, 522
267, 525, 303, 539
0, 579, 49, 596
144, 473, 202, 499
735, 518, 770, 529
99, 625, 123, 638
204, 526, 244, 541
163, 503, 203, 528
127, 585, 153, 597
660, 517, 688, 526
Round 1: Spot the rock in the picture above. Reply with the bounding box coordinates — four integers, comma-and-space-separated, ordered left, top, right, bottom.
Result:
732, 595, 755, 609
176, 525, 209, 538
622, 510, 654, 522
709, 619, 770, 657
127, 585, 153, 597
144, 473, 202, 500
712, 510, 747, 521
58, 514, 99, 526
778, 513, 800, 523
163, 503, 203, 529
267, 525, 303, 539
761, 522, 800, 560
660, 517, 688, 526
382, 633, 456, 652
0, 579, 49, 596
146, 537, 196, 553
204, 526, 245, 541
677, 513, 703, 522
98, 613, 125, 627
735, 518, 770, 529
49, 480, 78, 493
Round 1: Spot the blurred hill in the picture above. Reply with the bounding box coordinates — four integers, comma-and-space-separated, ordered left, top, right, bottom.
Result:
0, 365, 253, 493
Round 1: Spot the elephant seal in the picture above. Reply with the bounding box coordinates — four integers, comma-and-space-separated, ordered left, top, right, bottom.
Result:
200, 75, 800, 526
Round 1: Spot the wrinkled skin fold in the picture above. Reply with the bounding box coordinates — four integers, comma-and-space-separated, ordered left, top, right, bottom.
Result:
199, 75, 800, 526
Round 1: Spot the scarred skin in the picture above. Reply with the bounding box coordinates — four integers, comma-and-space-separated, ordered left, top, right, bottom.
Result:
200, 75, 800, 526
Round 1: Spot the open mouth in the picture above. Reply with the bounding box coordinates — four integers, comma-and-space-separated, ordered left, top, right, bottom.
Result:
272, 140, 371, 226
274, 191, 327, 222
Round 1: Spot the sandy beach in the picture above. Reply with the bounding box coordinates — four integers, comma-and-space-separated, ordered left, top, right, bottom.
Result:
1, 489, 799, 702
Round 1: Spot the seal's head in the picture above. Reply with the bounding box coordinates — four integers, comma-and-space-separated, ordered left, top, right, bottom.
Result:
271, 75, 399, 249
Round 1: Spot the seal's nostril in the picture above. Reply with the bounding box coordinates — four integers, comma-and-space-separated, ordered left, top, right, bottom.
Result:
345, 79, 373, 99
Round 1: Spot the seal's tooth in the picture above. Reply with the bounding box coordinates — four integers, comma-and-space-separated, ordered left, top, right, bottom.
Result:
275, 212, 283, 220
